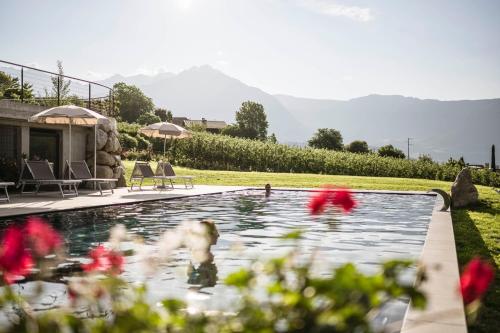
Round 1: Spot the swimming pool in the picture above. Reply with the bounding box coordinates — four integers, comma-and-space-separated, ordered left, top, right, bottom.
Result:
0, 190, 436, 328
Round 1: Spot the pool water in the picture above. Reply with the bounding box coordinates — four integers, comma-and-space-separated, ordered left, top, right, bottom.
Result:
0, 190, 436, 328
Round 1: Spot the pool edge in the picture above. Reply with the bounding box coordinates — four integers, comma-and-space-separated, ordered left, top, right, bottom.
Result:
400, 204, 468, 333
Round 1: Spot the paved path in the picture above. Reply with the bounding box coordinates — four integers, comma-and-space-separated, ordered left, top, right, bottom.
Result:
0, 185, 247, 218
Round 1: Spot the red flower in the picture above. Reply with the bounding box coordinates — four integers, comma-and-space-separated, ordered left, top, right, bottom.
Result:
24, 217, 62, 257
331, 189, 357, 214
82, 245, 124, 275
0, 226, 33, 284
460, 258, 494, 304
308, 188, 332, 215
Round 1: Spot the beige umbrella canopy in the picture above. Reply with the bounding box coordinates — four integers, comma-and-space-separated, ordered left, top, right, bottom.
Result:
139, 122, 191, 156
29, 105, 109, 178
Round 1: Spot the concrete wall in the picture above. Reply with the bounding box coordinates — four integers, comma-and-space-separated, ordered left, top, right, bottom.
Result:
0, 100, 91, 177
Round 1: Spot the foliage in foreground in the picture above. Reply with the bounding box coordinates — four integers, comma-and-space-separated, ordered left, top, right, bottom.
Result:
120, 131, 499, 187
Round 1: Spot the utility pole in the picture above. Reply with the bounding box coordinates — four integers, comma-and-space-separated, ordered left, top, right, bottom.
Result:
407, 138, 413, 160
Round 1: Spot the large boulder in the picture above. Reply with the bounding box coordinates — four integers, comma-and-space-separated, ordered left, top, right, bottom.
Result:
87, 129, 108, 151
93, 151, 116, 167
116, 174, 127, 188
89, 164, 114, 179
112, 165, 124, 179
104, 132, 121, 154
451, 168, 479, 208
99, 118, 117, 133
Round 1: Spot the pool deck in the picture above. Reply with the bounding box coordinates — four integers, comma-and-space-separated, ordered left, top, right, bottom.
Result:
0, 185, 467, 332
0, 185, 248, 218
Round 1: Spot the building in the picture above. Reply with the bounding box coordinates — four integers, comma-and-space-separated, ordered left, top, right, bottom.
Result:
173, 117, 227, 134
0, 60, 113, 181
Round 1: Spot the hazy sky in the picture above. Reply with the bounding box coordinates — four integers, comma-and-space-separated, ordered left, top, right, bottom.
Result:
1, 0, 499, 100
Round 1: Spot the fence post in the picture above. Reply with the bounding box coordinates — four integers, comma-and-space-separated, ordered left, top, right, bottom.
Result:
57, 76, 61, 106
20, 67, 24, 102
88, 83, 91, 109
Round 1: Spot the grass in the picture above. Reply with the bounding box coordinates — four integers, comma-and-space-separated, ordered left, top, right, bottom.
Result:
122, 160, 499, 332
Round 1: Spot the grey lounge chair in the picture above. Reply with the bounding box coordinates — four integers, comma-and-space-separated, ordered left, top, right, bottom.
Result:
155, 161, 194, 189
129, 161, 162, 191
66, 160, 118, 195
0, 182, 15, 203
18, 159, 81, 198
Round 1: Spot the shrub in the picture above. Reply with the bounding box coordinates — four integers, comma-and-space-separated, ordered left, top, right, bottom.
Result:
137, 135, 151, 150
119, 133, 138, 150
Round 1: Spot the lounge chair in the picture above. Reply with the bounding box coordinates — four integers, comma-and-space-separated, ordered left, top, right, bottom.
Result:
18, 159, 81, 198
155, 161, 194, 189
0, 182, 15, 203
66, 160, 118, 195
129, 161, 163, 191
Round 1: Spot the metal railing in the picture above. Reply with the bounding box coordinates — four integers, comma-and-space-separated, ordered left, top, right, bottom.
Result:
0, 59, 114, 115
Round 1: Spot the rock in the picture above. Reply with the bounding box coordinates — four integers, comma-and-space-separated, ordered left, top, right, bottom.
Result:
113, 155, 121, 166
93, 151, 116, 167
116, 174, 127, 188
87, 129, 108, 151
451, 168, 479, 208
104, 132, 121, 154
95, 165, 114, 179
112, 165, 124, 179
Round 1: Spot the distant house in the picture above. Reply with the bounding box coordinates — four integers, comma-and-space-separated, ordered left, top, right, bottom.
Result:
173, 117, 227, 134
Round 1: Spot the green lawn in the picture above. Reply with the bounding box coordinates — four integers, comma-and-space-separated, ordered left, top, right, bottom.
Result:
122, 160, 499, 332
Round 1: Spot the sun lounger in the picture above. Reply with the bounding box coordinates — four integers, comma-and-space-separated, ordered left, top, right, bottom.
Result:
66, 160, 118, 195
18, 159, 81, 198
129, 161, 163, 191
155, 161, 194, 189
0, 182, 15, 203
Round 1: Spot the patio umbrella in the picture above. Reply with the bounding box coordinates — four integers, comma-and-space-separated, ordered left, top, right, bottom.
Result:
139, 121, 191, 157
29, 105, 109, 179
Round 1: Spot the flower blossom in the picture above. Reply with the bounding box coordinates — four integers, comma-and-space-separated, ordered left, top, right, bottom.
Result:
459, 257, 494, 304
24, 217, 63, 257
308, 186, 357, 215
82, 245, 124, 275
331, 188, 356, 213
0, 226, 33, 284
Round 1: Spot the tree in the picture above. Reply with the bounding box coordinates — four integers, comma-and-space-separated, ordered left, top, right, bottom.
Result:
113, 82, 154, 123
137, 112, 161, 125
46, 60, 71, 101
377, 145, 405, 159
308, 128, 343, 151
154, 108, 173, 122
0, 71, 33, 100
345, 140, 369, 154
268, 133, 278, 144
235, 101, 268, 140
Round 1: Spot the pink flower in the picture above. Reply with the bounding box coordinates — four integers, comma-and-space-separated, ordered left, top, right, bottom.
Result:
308, 186, 357, 215
82, 245, 124, 275
331, 188, 356, 214
24, 217, 63, 257
308, 188, 332, 215
460, 258, 494, 304
0, 226, 33, 284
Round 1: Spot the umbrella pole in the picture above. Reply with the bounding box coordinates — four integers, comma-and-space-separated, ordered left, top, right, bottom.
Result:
94, 124, 97, 190
163, 134, 167, 160
69, 120, 72, 179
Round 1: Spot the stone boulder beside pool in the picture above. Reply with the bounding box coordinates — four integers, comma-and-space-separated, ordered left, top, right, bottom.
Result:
86, 118, 127, 188
451, 168, 479, 208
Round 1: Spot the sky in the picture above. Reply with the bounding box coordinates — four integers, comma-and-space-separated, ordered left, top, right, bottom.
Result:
1, 0, 499, 100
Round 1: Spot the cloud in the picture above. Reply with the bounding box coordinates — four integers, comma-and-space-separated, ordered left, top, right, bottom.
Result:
86, 70, 111, 81
298, 0, 374, 22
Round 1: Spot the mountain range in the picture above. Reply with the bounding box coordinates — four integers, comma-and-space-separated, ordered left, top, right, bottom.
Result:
99, 65, 499, 164
1, 64, 498, 163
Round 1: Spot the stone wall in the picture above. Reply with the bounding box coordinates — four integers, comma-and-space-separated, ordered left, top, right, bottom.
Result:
86, 119, 126, 187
